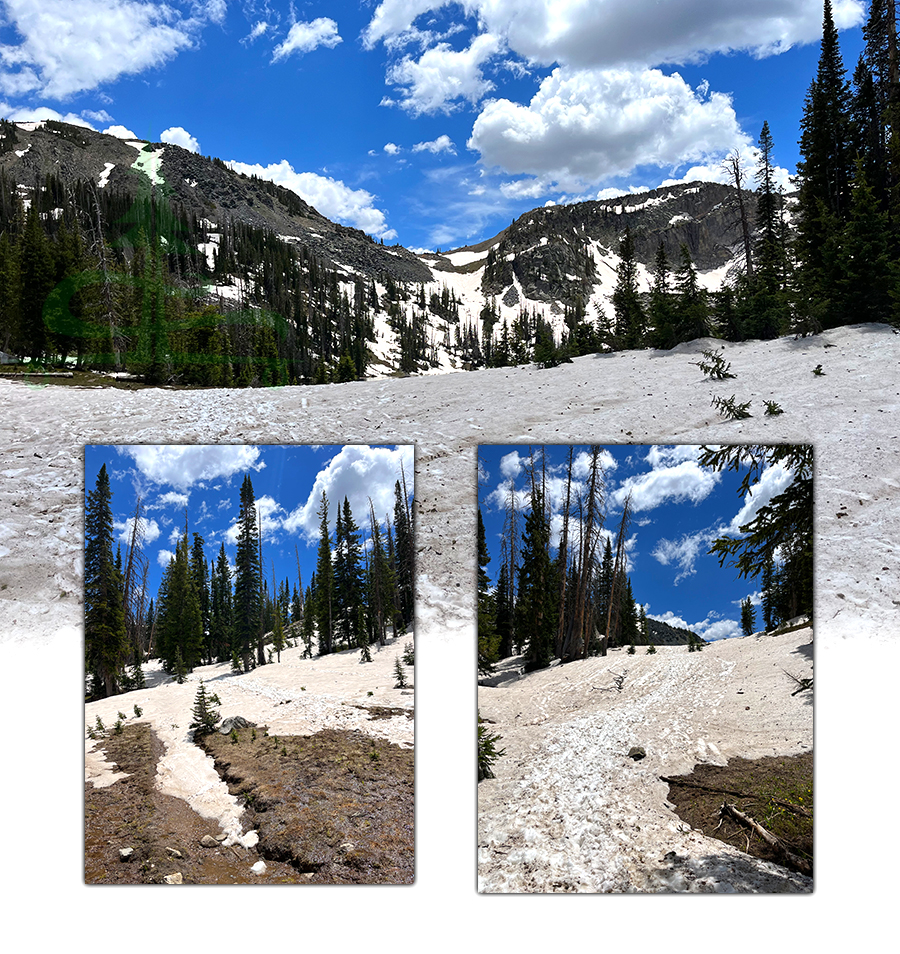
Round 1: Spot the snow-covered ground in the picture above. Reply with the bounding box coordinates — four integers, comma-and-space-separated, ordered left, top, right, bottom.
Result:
85, 637, 413, 848
1, 323, 896, 940
478, 628, 813, 892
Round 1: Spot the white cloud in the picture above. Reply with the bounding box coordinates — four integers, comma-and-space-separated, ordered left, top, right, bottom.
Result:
157, 548, 174, 568
0, 0, 203, 99
160, 125, 200, 153
225, 158, 397, 239
727, 462, 794, 534
117, 445, 265, 491
271, 18, 342, 61
384, 142, 401, 155
282, 445, 414, 543
243, 20, 270, 43
469, 66, 751, 192
363, 1, 864, 70
647, 608, 740, 642
149, 491, 189, 510
0, 103, 94, 126
412, 134, 456, 155
103, 124, 139, 139
613, 459, 720, 512
81, 108, 112, 123
115, 516, 161, 546
651, 530, 710, 583
385, 32, 501, 115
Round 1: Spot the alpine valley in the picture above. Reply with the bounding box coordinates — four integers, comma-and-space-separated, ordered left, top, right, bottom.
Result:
0, 118, 759, 383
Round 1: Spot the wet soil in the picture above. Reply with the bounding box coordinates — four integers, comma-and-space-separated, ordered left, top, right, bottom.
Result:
199, 726, 414, 884
85, 721, 414, 884
84, 723, 301, 883
664, 751, 813, 876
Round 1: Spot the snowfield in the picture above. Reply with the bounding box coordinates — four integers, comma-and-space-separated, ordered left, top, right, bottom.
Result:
1, 323, 896, 939
478, 629, 812, 893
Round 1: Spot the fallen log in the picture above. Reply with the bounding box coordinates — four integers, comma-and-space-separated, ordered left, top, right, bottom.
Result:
719, 801, 813, 877
659, 775, 812, 818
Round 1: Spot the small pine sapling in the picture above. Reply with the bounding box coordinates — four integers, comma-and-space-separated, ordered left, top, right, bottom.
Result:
393, 657, 409, 689
117, 711, 127, 722
94, 715, 105, 734
812, 364, 824, 376
478, 714, 506, 781
711, 394, 752, 420
133, 704, 143, 718
696, 348, 735, 380
646, 643, 657, 654
189, 680, 222, 736
627, 643, 636, 655
764, 400, 783, 415
402, 641, 415, 666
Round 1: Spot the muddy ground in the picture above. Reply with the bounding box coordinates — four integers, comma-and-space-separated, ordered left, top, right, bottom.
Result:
664, 750, 813, 876
84, 720, 414, 884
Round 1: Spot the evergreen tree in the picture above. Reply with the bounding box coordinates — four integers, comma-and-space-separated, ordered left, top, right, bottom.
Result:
209, 543, 233, 662
84, 465, 127, 698
314, 491, 335, 654
611, 227, 645, 349
519, 473, 556, 672
672, 244, 708, 343
392, 477, 414, 631
740, 597, 757, 637
477, 507, 499, 675
189, 680, 221, 736
233, 475, 261, 671
334, 497, 364, 650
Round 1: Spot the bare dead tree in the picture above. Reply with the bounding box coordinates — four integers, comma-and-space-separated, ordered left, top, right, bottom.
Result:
603, 492, 633, 657
723, 151, 754, 281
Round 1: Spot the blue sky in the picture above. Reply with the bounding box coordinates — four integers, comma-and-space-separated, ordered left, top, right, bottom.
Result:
84, 443, 414, 606
478, 444, 804, 642
1, 1, 867, 249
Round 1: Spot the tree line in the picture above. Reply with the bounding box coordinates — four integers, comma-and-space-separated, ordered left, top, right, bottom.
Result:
84, 465, 414, 700
610, 0, 900, 349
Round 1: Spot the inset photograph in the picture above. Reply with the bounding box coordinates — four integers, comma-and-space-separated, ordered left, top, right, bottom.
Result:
84, 443, 414, 884
477, 443, 812, 893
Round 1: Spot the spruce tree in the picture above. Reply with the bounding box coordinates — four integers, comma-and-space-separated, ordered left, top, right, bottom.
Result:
519, 475, 556, 672
233, 475, 261, 671
314, 491, 335, 654
740, 597, 757, 637
477, 507, 499, 675
611, 227, 645, 349
84, 464, 127, 698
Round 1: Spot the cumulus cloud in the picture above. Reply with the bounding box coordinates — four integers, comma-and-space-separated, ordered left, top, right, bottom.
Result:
160, 125, 200, 152
726, 461, 794, 534
612, 458, 720, 512
363, 0, 864, 70
117, 445, 265, 491
157, 548, 174, 567
225, 158, 397, 239
282, 445, 414, 543
271, 18, 342, 61
103, 124, 139, 139
0, 0, 203, 99
384, 142, 402, 155
469, 66, 751, 192
412, 134, 457, 155
0, 103, 94, 126
647, 608, 740, 642
385, 32, 501, 115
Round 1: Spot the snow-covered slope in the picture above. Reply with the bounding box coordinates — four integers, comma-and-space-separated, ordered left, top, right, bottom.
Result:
1, 325, 896, 929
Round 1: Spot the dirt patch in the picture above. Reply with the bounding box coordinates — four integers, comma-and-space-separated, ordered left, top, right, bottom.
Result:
199, 726, 414, 884
84, 723, 302, 883
664, 751, 813, 876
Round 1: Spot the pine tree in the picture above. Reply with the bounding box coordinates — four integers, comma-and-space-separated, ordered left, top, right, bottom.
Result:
84, 465, 127, 698
519, 469, 556, 672
189, 680, 221, 736
334, 497, 364, 650
611, 227, 645, 349
314, 491, 335, 654
392, 476, 414, 631
477, 507, 499, 675
740, 597, 757, 637
233, 475, 261, 671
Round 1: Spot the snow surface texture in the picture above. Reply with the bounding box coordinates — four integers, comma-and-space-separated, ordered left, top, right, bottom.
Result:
0, 323, 898, 905
478, 629, 812, 893
85, 640, 413, 847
